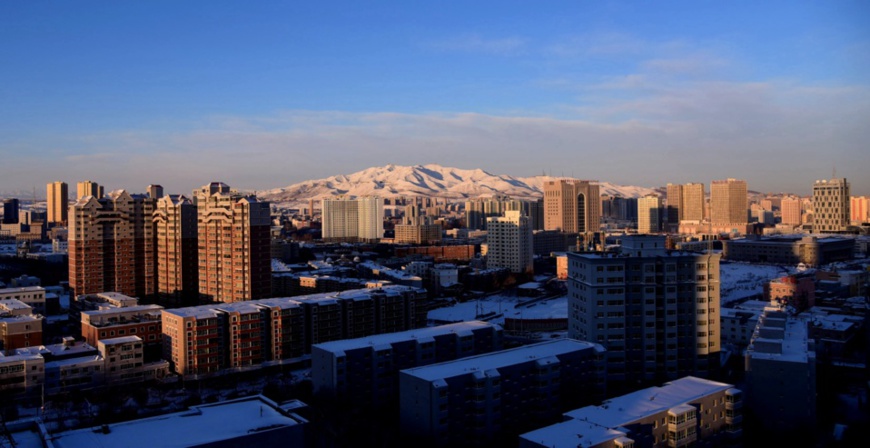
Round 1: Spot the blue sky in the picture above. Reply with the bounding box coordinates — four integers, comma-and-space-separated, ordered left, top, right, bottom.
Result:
1, 1, 868, 196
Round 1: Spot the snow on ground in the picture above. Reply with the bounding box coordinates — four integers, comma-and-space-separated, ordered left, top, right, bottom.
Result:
428, 294, 568, 325
719, 262, 794, 304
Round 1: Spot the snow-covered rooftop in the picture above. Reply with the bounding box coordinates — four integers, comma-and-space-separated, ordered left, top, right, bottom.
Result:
401, 339, 603, 382
563, 376, 733, 428
313, 321, 497, 353
50, 396, 305, 448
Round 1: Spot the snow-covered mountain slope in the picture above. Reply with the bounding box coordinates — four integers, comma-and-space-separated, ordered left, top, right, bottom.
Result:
259, 164, 659, 205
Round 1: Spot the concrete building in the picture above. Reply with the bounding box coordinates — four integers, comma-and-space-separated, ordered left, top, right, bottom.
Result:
394, 223, 442, 245
68, 190, 157, 300
2, 198, 19, 224
764, 275, 815, 312
195, 182, 272, 303
851, 196, 869, 225
162, 286, 425, 377
146, 184, 164, 199
322, 196, 383, 243
485, 210, 533, 274
0, 350, 45, 395
0, 300, 43, 353
311, 321, 503, 408
76, 180, 104, 200
98, 335, 170, 384
723, 235, 854, 267
637, 194, 662, 234
81, 304, 164, 359
781, 195, 802, 227
400, 339, 606, 447
567, 235, 721, 392
520, 376, 743, 448
710, 178, 747, 229
812, 178, 850, 233
154, 194, 199, 305
46, 181, 68, 226
0, 286, 47, 315
744, 309, 816, 437
666, 183, 705, 232
532, 230, 577, 256
543, 179, 601, 234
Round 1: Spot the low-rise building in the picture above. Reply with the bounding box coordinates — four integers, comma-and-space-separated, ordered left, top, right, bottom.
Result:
81, 304, 164, 360
98, 336, 170, 384
0, 286, 47, 315
723, 235, 854, 267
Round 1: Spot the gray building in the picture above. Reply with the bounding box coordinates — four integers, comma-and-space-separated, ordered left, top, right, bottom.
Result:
723, 235, 854, 267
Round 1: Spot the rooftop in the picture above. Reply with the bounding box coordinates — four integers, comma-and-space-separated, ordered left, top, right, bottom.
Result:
564, 376, 734, 428
313, 321, 497, 353
401, 339, 603, 382
520, 418, 628, 448
50, 396, 305, 448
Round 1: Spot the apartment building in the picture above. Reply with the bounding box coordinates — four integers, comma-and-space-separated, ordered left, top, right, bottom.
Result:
0, 286, 47, 315
567, 235, 721, 392
543, 179, 600, 234
153, 194, 199, 305
812, 178, 850, 233
46, 181, 68, 226
710, 179, 747, 230
485, 210, 533, 274
322, 196, 383, 242
637, 195, 662, 234
399, 339, 606, 447
80, 304, 164, 360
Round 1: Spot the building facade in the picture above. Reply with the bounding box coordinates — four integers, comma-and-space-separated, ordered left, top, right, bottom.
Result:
76, 180, 103, 200
322, 197, 383, 242
781, 196, 802, 227
46, 181, 68, 226
153, 194, 199, 305
568, 235, 721, 392
637, 195, 662, 234
543, 179, 600, 234
485, 210, 533, 274
710, 179, 747, 227
195, 182, 272, 303
812, 178, 850, 233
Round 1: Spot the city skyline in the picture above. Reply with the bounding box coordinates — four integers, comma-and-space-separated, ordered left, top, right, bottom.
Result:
1, 1, 868, 195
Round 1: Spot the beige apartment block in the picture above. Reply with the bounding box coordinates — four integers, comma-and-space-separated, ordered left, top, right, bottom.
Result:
543, 179, 600, 234
46, 181, 68, 226
154, 194, 198, 304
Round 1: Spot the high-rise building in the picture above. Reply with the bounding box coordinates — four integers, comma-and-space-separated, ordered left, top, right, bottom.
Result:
76, 180, 103, 200
2, 199, 19, 224
68, 190, 156, 300
46, 181, 68, 226
153, 195, 198, 305
852, 196, 870, 224
666, 183, 706, 232
321, 197, 383, 242
485, 210, 533, 274
637, 194, 662, 234
146, 184, 164, 199
568, 235, 721, 392
781, 196, 802, 226
195, 182, 271, 303
710, 179, 747, 225
543, 179, 600, 234
812, 178, 850, 233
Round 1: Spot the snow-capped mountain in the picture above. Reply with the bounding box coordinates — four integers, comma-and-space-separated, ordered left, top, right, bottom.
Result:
259, 164, 659, 206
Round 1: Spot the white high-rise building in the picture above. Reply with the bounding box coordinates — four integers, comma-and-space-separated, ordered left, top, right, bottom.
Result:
637, 195, 661, 234
485, 210, 533, 274
812, 178, 850, 233
322, 197, 383, 243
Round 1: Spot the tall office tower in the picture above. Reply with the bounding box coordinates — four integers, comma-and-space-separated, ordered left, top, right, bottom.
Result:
682, 183, 706, 222
46, 181, 69, 226
781, 196, 802, 226
568, 235, 721, 392
69, 190, 156, 300
637, 195, 662, 234
485, 210, 533, 274
196, 182, 271, 303
543, 179, 601, 234
154, 195, 198, 305
710, 178, 747, 225
76, 180, 103, 199
146, 184, 164, 199
321, 197, 383, 242
851, 196, 870, 224
665, 183, 683, 229
3, 199, 19, 224
812, 178, 850, 233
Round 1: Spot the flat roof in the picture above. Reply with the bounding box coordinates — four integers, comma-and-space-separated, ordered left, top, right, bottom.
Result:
312, 321, 497, 353
747, 312, 813, 363
99, 336, 142, 345
401, 339, 603, 382
81, 304, 164, 317
50, 396, 304, 448
520, 418, 628, 448
564, 376, 734, 428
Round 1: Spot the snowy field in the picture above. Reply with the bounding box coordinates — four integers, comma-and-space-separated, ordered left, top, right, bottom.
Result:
719, 262, 795, 304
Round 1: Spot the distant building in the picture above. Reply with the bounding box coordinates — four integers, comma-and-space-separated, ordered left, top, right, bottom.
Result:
666, 183, 705, 232
722, 235, 854, 266
543, 179, 600, 234
764, 275, 815, 312
80, 304, 164, 360
0, 286, 47, 315
2, 198, 19, 224
710, 178, 747, 231
781, 196, 802, 227
520, 376, 743, 448
311, 321, 502, 408
76, 180, 103, 200
153, 194, 198, 305
485, 210, 533, 274
400, 339, 606, 446
394, 223, 442, 244
851, 196, 869, 225
322, 196, 383, 243
46, 181, 68, 226
568, 235, 721, 392
0, 299, 43, 353
812, 178, 850, 233
637, 194, 662, 234
146, 184, 164, 199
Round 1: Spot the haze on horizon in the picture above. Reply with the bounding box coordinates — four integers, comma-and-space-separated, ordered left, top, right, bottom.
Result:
1, 1, 868, 197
